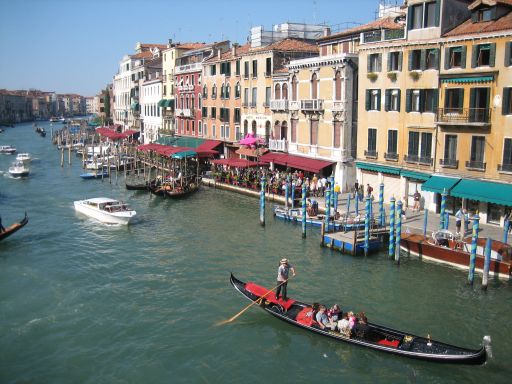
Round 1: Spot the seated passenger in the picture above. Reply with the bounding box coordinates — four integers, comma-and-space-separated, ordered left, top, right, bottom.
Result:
353, 312, 370, 339
337, 312, 351, 337
347, 311, 357, 331
327, 304, 341, 322
315, 305, 336, 331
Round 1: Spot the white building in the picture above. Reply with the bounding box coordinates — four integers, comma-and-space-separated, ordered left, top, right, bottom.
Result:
141, 76, 162, 144
113, 55, 134, 129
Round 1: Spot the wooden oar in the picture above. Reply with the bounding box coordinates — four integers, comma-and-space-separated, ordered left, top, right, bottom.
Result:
217, 277, 292, 326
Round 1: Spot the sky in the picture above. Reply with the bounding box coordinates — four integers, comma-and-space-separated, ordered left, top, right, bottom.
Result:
0, 0, 380, 97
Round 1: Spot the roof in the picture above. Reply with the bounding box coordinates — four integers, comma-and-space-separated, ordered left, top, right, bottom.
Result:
139, 43, 167, 50
255, 38, 318, 54
205, 43, 251, 63
176, 43, 208, 50
469, 0, 512, 10
317, 16, 403, 42
444, 9, 512, 36
260, 152, 334, 173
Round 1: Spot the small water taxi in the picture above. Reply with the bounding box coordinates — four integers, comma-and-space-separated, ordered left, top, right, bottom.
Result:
8, 161, 30, 177
74, 197, 136, 225
0, 145, 16, 154
16, 153, 31, 165
80, 171, 109, 179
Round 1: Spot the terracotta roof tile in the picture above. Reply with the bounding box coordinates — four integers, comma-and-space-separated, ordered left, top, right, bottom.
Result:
444, 10, 512, 36
317, 16, 404, 42
469, 0, 512, 10
255, 38, 318, 53
176, 42, 208, 50
130, 51, 153, 59
139, 43, 167, 50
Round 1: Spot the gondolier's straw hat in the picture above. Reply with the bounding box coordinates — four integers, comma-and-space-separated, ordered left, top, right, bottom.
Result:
280, 258, 289, 264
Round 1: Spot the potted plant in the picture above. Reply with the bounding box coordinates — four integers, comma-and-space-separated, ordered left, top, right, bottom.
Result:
387, 72, 397, 82
367, 72, 378, 82
409, 71, 421, 81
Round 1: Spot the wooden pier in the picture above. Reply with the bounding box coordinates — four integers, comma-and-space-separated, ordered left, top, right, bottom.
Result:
321, 223, 389, 256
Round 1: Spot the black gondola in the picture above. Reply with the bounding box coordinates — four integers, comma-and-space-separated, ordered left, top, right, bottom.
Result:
125, 176, 149, 191
0, 212, 28, 242
230, 274, 489, 365
147, 178, 200, 198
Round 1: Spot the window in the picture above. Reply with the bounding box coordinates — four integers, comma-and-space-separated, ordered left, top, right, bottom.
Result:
235, 60, 240, 76
211, 107, 216, 119
424, 1, 437, 27
198, 121, 202, 135
225, 125, 230, 139
203, 85, 208, 98
388, 51, 402, 71
502, 138, 512, 167
204, 124, 208, 137
503, 88, 512, 115
334, 71, 342, 100
252, 60, 258, 78
411, 90, 421, 112
265, 57, 271, 76
443, 134, 458, 163
220, 125, 225, 138
446, 46, 466, 69
243, 88, 249, 105
244, 62, 249, 78
472, 43, 495, 67
234, 108, 241, 123
212, 124, 216, 138
265, 87, 271, 107
476, 8, 493, 22
422, 89, 438, 113
425, 48, 439, 69
282, 83, 288, 99
220, 85, 225, 99
226, 84, 231, 99
387, 130, 398, 155
409, 1, 438, 30
221, 62, 231, 76
385, 89, 401, 112
470, 136, 485, 164
365, 89, 381, 111
311, 73, 318, 99
191, 75, 195, 85
505, 42, 512, 67
409, 50, 422, 70
275, 84, 281, 99
411, 4, 423, 29
367, 128, 377, 154
368, 53, 381, 72
408, 131, 420, 158
445, 88, 464, 113
202, 106, 207, 117
420, 132, 432, 161
212, 84, 217, 99
210, 65, 216, 76
191, 120, 195, 133
251, 87, 257, 107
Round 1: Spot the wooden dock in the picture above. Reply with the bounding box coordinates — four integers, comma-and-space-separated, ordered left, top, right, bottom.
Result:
321, 224, 389, 256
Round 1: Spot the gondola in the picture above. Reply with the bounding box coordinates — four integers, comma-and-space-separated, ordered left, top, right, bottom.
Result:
229, 274, 489, 364
0, 212, 28, 241
125, 176, 149, 191
147, 178, 200, 198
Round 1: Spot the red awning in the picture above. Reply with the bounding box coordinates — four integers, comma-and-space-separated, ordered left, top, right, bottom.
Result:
259, 152, 334, 174
136, 143, 196, 157
211, 158, 268, 168
96, 127, 125, 140
197, 140, 223, 151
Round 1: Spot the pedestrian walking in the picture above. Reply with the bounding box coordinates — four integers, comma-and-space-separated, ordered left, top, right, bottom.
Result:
413, 190, 421, 212
275, 258, 296, 301
455, 207, 465, 234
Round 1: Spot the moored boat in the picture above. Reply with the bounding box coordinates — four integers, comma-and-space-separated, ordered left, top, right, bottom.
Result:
0, 212, 28, 241
125, 175, 149, 190
147, 177, 200, 198
0, 145, 16, 154
229, 274, 489, 364
73, 197, 136, 225
80, 171, 109, 179
400, 229, 512, 280
8, 161, 30, 177
15, 153, 31, 165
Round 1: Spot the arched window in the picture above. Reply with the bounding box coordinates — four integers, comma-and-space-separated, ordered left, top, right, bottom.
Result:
243, 120, 248, 136
220, 84, 225, 99
282, 83, 288, 100
291, 75, 298, 101
191, 95, 195, 110
226, 84, 231, 99
274, 83, 281, 100
251, 120, 257, 135
311, 73, 318, 99
180, 96, 184, 109
212, 84, 217, 98
335, 71, 342, 101
235, 82, 241, 98
203, 84, 208, 98
198, 94, 202, 108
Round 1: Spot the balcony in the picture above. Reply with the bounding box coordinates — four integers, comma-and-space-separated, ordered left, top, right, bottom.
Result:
331, 100, 345, 111
176, 108, 192, 118
404, 154, 433, 166
498, 164, 512, 173
177, 84, 194, 92
289, 101, 300, 111
384, 152, 399, 161
364, 149, 378, 159
361, 28, 405, 44
300, 99, 324, 112
466, 160, 486, 171
437, 108, 491, 126
270, 99, 289, 112
269, 139, 288, 152
250, 102, 257, 108
439, 158, 459, 168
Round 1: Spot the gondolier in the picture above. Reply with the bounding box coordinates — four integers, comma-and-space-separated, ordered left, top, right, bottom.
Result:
275, 258, 296, 301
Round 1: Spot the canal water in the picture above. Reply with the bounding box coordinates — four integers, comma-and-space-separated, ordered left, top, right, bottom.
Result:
1, 121, 511, 383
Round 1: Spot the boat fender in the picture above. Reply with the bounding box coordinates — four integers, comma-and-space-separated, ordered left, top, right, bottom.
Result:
483, 335, 492, 359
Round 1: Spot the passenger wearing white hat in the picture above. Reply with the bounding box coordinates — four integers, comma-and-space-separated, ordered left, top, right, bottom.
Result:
275, 258, 296, 301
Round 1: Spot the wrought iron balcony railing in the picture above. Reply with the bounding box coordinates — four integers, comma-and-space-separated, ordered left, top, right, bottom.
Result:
437, 108, 491, 124
404, 154, 433, 166
364, 150, 378, 159
466, 160, 486, 171
439, 158, 459, 168
498, 163, 512, 173
384, 152, 398, 161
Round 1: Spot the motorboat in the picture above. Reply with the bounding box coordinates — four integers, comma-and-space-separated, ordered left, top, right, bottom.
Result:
8, 161, 30, 177
15, 153, 31, 165
0, 145, 16, 154
74, 197, 136, 225
80, 171, 109, 179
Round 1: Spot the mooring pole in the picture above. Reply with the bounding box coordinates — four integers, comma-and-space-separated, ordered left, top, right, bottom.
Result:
301, 183, 307, 238
481, 237, 492, 290
259, 176, 266, 227
468, 213, 480, 285
388, 197, 396, 258
395, 200, 403, 264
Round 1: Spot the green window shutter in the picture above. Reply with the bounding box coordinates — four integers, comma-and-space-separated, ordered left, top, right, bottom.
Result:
385, 89, 391, 111
397, 89, 402, 112
489, 43, 496, 67
378, 54, 382, 72
377, 90, 381, 111
433, 89, 439, 113
503, 88, 511, 115
505, 42, 511, 67
387, 52, 392, 72
459, 89, 465, 109
469, 88, 476, 121
444, 47, 450, 69
408, 51, 413, 71
406, 89, 412, 112
461, 46, 467, 69
398, 52, 403, 71
434, 49, 440, 70
420, 50, 426, 71
471, 12, 478, 22
367, 55, 371, 72
365, 90, 371, 111
471, 45, 478, 68
435, 0, 441, 26
407, 6, 413, 30
419, 89, 425, 113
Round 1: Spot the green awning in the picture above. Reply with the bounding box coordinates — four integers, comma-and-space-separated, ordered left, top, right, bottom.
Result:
401, 169, 430, 181
355, 161, 400, 175
157, 99, 166, 107
450, 179, 512, 206
441, 76, 493, 84
131, 102, 139, 110
421, 175, 461, 194
172, 150, 197, 159
165, 99, 175, 108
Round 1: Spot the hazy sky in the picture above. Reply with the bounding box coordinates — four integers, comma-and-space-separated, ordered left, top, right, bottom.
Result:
0, 0, 379, 97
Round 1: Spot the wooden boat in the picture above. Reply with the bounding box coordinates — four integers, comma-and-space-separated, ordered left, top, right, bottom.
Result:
74, 197, 136, 225
125, 176, 149, 191
400, 229, 512, 280
0, 213, 28, 241
148, 177, 200, 198
230, 274, 488, 364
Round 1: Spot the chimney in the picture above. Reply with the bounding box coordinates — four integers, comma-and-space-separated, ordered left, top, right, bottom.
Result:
168, 38, 172, 48
323, 27, 331, 37
232, 43, 239, 56
218, 48, 222, 59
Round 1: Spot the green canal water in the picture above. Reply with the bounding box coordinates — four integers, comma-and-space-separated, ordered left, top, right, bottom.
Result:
1, 122, 511, 383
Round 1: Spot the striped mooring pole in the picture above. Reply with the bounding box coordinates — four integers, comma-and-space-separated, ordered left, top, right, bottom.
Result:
481, 237, 492, 290
259, 176, 266, 227
291, 178, 295, 209
284, 179, 289, 209
364, 194, 371, 256
423, 208, 429, 237
347, 192, 351, 215
388, 197, 396, 258
324, 186, 331, 231
440, 189, 447, 230
330, 176, 336, 210
503, 220, 510, 244
468, 213, 480, 284
444, 212, 450, 230
395, 200, 403, 264
301, 183, 307, 238
355, 190, 359, 216
379, 183, 385, 227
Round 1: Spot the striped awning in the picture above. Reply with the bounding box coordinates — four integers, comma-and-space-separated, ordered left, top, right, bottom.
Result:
441, 76, 493, 84
355, 161, 401, 175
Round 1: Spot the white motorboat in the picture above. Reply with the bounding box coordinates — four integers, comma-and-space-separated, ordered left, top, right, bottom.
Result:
74, 197, 136, 225
16, 153, 31, 164
8, 161, 30, 177
0, 145, 16, 154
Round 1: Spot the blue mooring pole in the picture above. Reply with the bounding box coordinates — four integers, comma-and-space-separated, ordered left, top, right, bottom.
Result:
440, 189, 447, 229
395, 200, 403, 264
468, 213, 480, 284
301, 183, 307, 238
324, 186, 331, 231
364, 194, 371, 256
291, 181, 295, 209
423, 208, 429, 237
482, 237, 492, 290
388, 197, 396, 258
330, 176, 335, 207
284, 180, 289, 210
347, 192, 351, 215
503, 220, 510, 244
355, 191, 359, 216
379, 183, 385, 227
259, 176, 266, 227
444, 212, 450, 230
